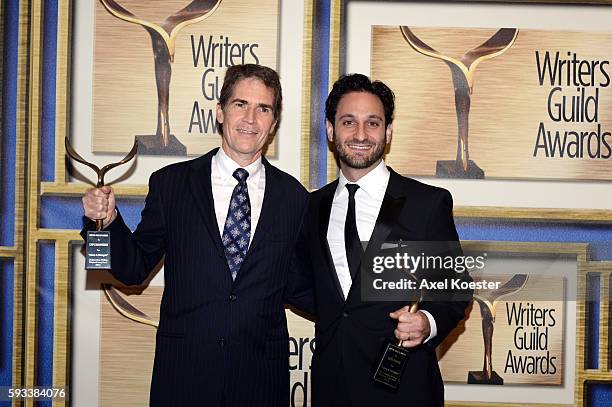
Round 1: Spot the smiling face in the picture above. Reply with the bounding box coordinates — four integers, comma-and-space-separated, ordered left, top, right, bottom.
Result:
327, 91, 392, 181
216, 77, 278, 166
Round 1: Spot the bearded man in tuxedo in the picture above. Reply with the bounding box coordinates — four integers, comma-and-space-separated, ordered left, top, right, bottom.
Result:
301, 73, 471, 406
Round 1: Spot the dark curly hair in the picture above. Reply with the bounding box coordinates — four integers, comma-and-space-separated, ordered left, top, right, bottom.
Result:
325, 73, 395, 127
216, 64, 282, 135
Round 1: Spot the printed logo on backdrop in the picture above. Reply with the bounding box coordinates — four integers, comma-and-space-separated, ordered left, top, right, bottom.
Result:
287, 312, 315, 407
93, 0, 279, 156
371, 26, 612, 181
438, 273, 564, 385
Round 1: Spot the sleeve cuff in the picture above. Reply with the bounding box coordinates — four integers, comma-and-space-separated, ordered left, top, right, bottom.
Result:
420, 309, 437, 343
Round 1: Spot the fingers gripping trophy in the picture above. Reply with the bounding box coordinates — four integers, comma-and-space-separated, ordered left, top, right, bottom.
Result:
66, 137, 159, 327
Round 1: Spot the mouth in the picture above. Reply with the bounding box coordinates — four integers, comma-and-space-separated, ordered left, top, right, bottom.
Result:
237, 128, 259, 136
346, 143, 373, 151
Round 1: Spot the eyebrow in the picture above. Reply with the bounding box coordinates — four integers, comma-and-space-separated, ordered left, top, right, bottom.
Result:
258, 102, 274, 111
230, 98, 274, 111
337, 113, 383, 121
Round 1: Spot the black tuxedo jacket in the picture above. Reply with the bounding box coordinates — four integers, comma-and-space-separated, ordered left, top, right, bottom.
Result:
82, 148, 312, 407
301, 169, 470, 407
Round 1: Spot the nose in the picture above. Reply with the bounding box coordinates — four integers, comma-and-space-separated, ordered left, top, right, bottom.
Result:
244, 106, 256, 123
354, 123, 368, 141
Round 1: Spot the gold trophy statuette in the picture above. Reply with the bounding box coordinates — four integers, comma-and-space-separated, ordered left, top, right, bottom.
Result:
65, 137, 159, 328
468, 274, 528, 385
400, 27, 518, 179
100, 0, 222, 156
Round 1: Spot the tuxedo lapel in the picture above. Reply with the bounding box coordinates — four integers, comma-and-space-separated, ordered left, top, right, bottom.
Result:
318, 180, 345, 301
188, 149, 225, 259
364, 198, 406, 261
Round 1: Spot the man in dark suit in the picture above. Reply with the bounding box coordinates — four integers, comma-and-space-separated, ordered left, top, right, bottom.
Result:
301, 74, 471, 406
81, 64, 314, 406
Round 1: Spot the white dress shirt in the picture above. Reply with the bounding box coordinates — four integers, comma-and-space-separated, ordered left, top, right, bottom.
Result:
211, 148, 266, 245
326, 160, 437, 341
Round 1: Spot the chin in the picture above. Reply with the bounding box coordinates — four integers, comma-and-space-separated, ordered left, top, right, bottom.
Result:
239, 147, 263, 157
349, 156, 373, 166
234, 142, 256, 152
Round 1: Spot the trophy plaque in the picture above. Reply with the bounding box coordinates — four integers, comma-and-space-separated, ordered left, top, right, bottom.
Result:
400, 27, 518, 179
99, 0, 222, 156
372, 302, 418, 392
467, 274, 528, 385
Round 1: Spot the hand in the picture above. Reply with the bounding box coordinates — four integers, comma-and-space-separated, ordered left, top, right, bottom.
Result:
82, 186, 116, 227
389, 306, 431, 348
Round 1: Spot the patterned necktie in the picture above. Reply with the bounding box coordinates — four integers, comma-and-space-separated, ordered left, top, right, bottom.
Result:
221, 168, 251, 280
344, 183, 362, 281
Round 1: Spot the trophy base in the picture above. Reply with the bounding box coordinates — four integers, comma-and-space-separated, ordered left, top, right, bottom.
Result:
436, 160, 484, 179
372, 340, 410, 392
136, 134, 186, 156
467, 370, 504, 385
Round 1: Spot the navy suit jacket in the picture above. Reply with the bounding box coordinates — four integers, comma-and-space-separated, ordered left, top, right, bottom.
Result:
300, 169, 471, 407
83, 148, 312, 406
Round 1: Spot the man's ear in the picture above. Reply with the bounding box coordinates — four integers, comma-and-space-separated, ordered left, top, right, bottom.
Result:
270, 119, 279, 135
385, 123, 393, 145
326, 120, 334, 142
216, 103, 224, 124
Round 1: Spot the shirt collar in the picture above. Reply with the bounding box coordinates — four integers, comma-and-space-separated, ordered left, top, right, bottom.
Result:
215, 147, 263, 182
336, 160, 390, 200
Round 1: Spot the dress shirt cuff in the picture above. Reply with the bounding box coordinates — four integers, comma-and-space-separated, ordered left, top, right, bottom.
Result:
420, 309, 437, 343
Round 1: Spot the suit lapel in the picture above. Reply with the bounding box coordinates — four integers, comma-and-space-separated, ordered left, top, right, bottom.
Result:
188, 149, 225, 259
244, 157, 281, 255
318, 180, 345, 301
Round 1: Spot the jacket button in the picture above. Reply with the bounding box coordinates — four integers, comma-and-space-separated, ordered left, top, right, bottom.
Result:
229, 294, 237, 302
218, 338, 225, 347
342, 311, 349, 318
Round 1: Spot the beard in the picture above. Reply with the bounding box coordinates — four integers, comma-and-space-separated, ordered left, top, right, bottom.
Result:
334, 138, 386, 169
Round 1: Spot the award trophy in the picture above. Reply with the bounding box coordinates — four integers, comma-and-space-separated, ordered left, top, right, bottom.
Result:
400, 27, 518, 179
372, 301, 418, 392
100, 0, 222, 156
371, 240, 461, 392
468, 274, 528, 385
65, 137, 159, 328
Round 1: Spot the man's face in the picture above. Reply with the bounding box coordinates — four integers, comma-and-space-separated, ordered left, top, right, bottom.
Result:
216, 77, 277, 164
327, 91, 392, 171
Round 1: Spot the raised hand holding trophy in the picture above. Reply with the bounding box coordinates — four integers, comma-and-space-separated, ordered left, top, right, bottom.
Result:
65, 136, 138, 269
65, 137, 159, 328
400, 27, 518, 179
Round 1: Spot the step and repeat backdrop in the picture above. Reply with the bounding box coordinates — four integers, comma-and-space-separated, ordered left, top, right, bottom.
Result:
1, 1, 612, 407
